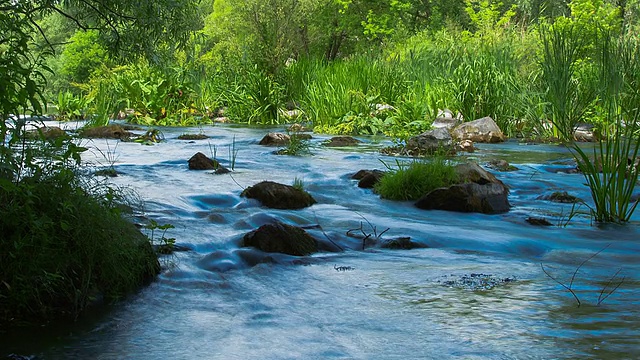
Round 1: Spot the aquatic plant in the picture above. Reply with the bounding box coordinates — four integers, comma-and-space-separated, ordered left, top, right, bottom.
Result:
568, 31, 640, 223
292, 176, 305, 191
276, 132, 311, 156
145, 220, 176, 255
375, 157, 458, 201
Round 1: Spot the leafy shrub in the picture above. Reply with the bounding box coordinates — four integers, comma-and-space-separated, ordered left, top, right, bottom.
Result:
59, 30, 110, 85
55, 91, 89, 120
375, 158, 458, 201
0, 129, 160, 326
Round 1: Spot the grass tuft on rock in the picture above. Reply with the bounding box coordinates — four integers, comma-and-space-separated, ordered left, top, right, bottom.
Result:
375, 158, 458, 201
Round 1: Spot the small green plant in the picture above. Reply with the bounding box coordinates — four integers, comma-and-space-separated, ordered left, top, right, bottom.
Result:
277, 132, 310, 156
145, 219, 176, 255
375, 157, 458, 201
229, 135, 239, 171
292, 176, 305, 191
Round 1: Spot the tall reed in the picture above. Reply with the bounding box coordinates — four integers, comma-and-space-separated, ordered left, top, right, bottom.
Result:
539, 23, 596, 141
569, 32, 640, 223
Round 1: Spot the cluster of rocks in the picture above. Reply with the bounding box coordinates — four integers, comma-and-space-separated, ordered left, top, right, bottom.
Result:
401, 116, 505, 155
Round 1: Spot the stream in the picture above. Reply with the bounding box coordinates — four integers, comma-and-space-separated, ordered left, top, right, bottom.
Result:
2, 122, 639, 359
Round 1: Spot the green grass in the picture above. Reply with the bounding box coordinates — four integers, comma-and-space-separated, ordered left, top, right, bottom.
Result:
0, 130, 160, 327
375, 157, 458, 201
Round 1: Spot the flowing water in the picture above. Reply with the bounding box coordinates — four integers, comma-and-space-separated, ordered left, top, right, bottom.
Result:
2, 122, 639, 359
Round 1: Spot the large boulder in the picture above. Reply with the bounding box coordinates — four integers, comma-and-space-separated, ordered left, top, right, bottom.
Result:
451, 117, 505, 143
241, 181, 316, 209
79, 125, 132, 140
188, 152, 221, 170
406, 128, 453, 154
242, 221, 318, 256
259, 132, 290, 146
415, 162, 510, 214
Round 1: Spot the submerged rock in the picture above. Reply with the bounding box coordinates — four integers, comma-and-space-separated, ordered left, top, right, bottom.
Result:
415, 162, 510, 214
242, 221, 318, 256
380, 237, 426, 250
437, 273, 517, 290
538, 191, 582, 203
241, 181, 316, 209
526, 217, 553, 226
487, 159, 519, 172
451, 116, 505, 143
324, 136, 361, 147
79, 124, 132, 140
178, 133, 209, 140
259, 132, 290, 146
25, 126, 69, 140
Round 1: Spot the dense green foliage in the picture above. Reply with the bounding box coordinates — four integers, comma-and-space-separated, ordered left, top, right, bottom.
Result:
0, 0, 200, 327
376, 158, 459, 200
14, 0, 637, 224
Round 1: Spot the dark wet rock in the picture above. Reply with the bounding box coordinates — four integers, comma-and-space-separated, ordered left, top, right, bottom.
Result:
415, 162, 511, 214
241, 181, 316, 209
456, 139, 475, 153
437, 273, 517, 290
178, 133, 209, 140
324, 136, 361, 147
95, 168, 118, 177
380, 237, 426, 250
452, 116, 505, 143
259, 132, 290, 146
242, 221, 318, 256
432, 117, 462, 131
487, 159, 519, 172
188, 152, 221, 170
352, 169, 385, 189
538, 191, 581, 203
406, 128, 453, 154
526, 217, 553, 226
214, 167, 231, 175
574, 123, 597, 142
79, 125, 132, 139
25, 126, 69, 140
415, 182, 510, 214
